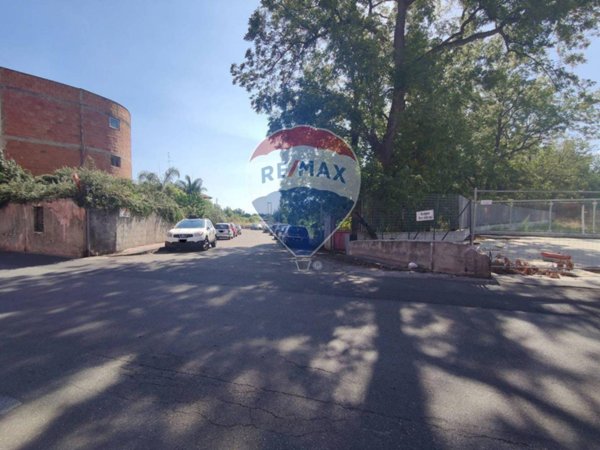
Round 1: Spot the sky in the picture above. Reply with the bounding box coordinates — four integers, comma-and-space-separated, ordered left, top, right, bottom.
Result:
0, 1, 598, 211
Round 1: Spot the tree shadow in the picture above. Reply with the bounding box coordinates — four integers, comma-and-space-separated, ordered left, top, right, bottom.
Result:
0, 251, 71, 270
0, 234, 598, 448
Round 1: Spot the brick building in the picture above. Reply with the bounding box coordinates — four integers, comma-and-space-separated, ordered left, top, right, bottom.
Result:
0, 67, 131, 178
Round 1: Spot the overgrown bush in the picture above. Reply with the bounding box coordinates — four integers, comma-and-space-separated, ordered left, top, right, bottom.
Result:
0, 152, 181, 222
0, 152, 261, 225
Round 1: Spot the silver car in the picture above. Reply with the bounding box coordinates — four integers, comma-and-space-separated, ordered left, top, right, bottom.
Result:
215, 223, 234, 239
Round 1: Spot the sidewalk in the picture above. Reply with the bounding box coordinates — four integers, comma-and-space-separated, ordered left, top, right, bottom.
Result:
109, 242, 164, 257
492, 270, 600, 290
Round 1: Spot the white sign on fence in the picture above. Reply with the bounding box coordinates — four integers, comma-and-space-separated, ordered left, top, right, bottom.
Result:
416, 209, 434, 222
480, 199, 493, 205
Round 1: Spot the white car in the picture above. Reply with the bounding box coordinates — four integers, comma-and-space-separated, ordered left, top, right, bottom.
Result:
165, 218, 217, 250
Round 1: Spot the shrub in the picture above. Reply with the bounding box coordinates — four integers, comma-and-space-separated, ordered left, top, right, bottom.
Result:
0, 152, 182, 222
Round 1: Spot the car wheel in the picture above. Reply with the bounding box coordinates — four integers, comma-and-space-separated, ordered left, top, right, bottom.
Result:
211, 238, 217, 248
201, 238, 209, 251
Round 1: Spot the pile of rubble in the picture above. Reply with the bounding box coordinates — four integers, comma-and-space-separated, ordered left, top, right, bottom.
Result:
491, 252, 575, 278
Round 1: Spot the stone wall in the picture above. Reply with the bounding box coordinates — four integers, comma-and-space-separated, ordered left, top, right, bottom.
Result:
347, 240, 491, 278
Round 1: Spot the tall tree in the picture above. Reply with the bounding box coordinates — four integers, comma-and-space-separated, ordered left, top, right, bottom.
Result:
232, 0, 600, 169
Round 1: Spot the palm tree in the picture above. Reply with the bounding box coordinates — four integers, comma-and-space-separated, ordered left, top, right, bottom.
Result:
176, 175, 207, 196
138, 167, 180, 190
137, 171, 161, 185
161, 167, 180, 187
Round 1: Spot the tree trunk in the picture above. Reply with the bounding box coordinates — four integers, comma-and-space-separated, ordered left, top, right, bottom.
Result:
377, 0, 408, 167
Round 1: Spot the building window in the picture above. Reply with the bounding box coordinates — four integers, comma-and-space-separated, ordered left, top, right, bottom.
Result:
109, 116, 120, 129
33, 206, 44, 232
111, 155, 122, 167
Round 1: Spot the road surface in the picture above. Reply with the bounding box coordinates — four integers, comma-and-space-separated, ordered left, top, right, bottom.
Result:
1, 230, 599, 449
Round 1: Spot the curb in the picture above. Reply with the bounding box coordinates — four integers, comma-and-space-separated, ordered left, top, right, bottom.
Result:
492, 272, 600, 290
108, 244, 164, 257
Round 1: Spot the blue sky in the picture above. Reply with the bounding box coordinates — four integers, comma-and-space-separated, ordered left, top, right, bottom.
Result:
0, 1, 598, 211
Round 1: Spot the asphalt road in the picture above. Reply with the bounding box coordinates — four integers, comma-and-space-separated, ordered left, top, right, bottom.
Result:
1, 231, 599, 449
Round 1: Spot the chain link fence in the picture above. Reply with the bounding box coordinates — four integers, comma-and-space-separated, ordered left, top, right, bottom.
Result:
473, 190, 600, 269
355, 190, 600, 269
474, 190, 600, 236
358, 194, 471, 241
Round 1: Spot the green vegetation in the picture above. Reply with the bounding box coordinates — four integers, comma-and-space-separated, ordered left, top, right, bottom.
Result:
0, 151, 260, 225
232, 1, 600, 206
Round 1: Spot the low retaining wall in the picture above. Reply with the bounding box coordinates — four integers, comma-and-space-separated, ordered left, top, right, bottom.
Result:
347, 240, 491, 278
357, 230, 469, 242
1, 200, 173, 258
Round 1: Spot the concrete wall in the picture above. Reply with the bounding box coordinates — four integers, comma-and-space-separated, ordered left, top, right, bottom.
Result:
347, 240, 491, 278
88, 209, 117, 256
0, 199, 86, 257
1, 200, 172, 258
357, 230, 469, 242
115, 213, 171, 252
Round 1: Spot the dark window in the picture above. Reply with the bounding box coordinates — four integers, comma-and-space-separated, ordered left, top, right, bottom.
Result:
33, 206, 44, 232
175, 219, 206, 229
109, 116, 120, 129
111, 155, 121, 167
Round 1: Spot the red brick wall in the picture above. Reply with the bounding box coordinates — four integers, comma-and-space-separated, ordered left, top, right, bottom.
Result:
0, 67, 132, 178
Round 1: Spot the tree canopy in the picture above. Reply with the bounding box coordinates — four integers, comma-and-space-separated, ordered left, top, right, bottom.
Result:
232, 0, 600, 199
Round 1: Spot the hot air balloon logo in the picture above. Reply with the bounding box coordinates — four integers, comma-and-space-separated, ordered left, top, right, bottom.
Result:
248, 126, 361, 259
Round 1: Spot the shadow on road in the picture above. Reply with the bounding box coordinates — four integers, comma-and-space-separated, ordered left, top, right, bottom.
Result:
0, 240, 599, 448
0, 251, 71, 271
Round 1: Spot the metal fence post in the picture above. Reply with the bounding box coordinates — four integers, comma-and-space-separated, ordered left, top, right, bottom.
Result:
548, 201, 553, 232
593, 201, 597, 234
469, 189, 476, 246
581, 204, 586, 234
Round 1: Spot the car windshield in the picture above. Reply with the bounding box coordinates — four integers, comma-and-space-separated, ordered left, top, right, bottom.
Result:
175, 219, 205, 229
287, 226, 308, 237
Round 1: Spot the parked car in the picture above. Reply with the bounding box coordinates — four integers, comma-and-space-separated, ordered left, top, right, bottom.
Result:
282, 225, 310, 249
215, 222, 234, 239
165, 218, 216, 250
269, 223, 281, 237
275, 224, 289, 241
235, 224, 242, 235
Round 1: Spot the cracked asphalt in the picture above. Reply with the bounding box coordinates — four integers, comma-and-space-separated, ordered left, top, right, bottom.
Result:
1, 230, 599, 449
